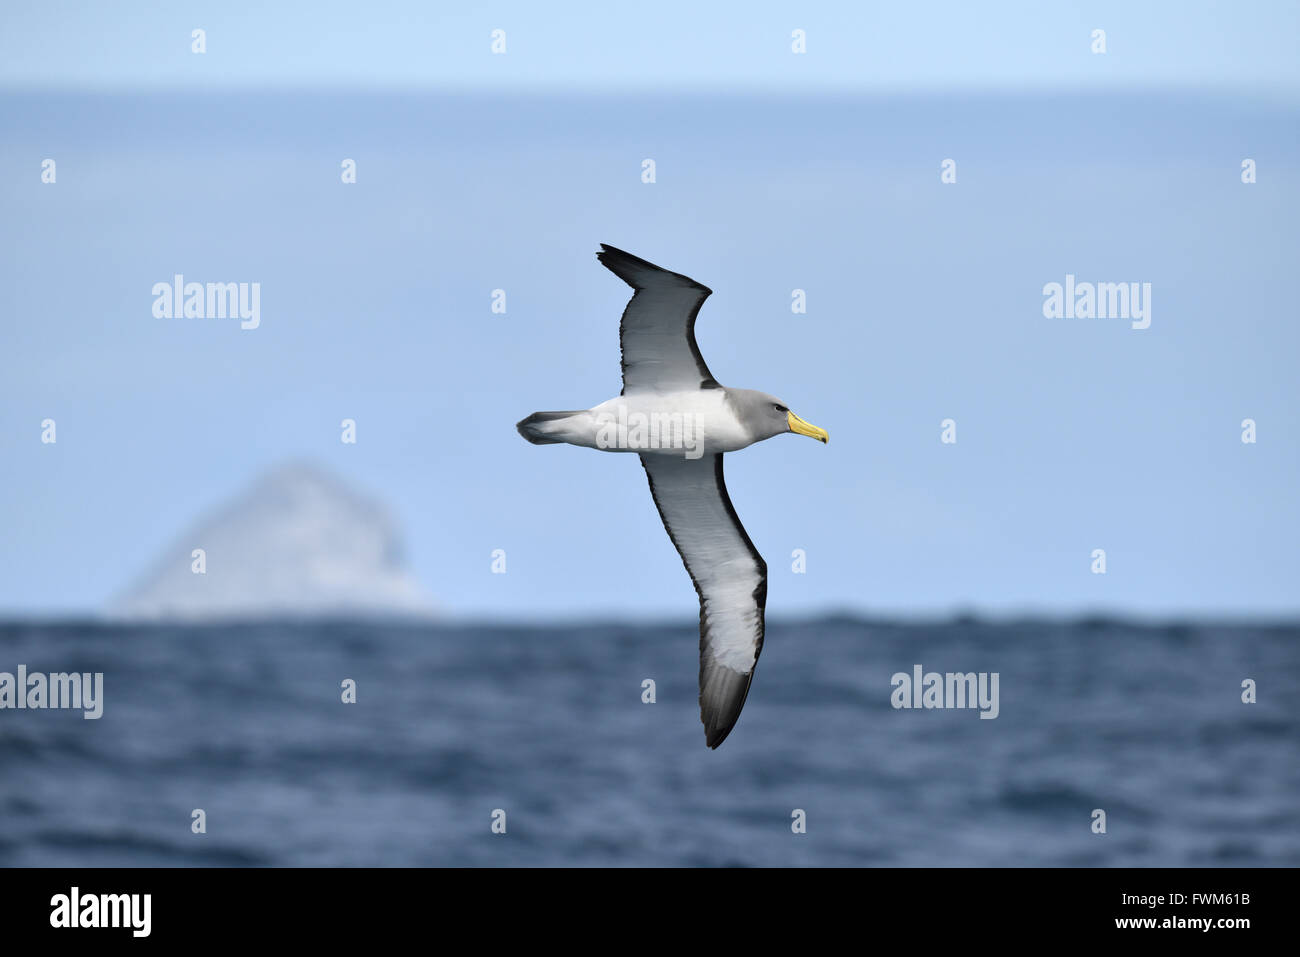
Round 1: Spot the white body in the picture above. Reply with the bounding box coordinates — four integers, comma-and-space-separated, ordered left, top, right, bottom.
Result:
538, 390, 756, 457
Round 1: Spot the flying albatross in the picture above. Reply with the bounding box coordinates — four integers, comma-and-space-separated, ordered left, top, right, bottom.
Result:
517, 245, 828, 748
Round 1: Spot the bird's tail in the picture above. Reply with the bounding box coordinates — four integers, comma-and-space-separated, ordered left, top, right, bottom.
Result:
516, 411, 582, 445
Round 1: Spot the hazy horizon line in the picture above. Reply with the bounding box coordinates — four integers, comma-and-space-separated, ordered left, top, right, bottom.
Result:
3, 608, 1297, 630
3, 82, 1297, 104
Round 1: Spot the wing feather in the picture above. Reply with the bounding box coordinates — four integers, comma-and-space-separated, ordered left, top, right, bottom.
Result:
639, 452, 766, 748
596, 244, 718, 394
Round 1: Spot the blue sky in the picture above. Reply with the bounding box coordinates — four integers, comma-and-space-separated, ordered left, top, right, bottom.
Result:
1, 3, 1298, 620
2, 1, 1298, 95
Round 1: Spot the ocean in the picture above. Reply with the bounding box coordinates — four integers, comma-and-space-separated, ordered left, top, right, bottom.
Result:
0, 618, 1296, 867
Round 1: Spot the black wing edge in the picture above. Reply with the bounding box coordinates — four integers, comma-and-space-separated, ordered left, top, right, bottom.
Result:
596, 243, 714, 296
597, 244, 720, 395
639, 453, 768, 749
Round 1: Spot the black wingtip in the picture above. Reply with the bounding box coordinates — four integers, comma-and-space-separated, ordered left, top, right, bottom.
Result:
705, 717, 739, 749
595, 244, 713, 296
595, 244, 639, 289
700, 666, 755, 749
595, 243, 644, 274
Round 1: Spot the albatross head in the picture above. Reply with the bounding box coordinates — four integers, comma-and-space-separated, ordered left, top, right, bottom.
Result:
733, 389, 829, 444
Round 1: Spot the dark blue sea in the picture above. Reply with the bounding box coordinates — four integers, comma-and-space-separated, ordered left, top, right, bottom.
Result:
1, 618, 1296, 867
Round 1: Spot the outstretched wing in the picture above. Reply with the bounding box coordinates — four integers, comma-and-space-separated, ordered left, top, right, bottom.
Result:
596, 244, 719, 394
639, 452, 767, 748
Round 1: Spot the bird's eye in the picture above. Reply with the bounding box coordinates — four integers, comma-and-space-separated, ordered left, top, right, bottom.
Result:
774, 404, 788, 413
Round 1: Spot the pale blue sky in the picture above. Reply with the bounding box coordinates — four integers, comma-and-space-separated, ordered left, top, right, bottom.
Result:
1, 1, 1297, 95
1, 4, 1298, 620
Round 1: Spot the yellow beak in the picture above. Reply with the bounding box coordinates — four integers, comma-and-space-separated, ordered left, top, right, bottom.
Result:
787, 411, 829, 444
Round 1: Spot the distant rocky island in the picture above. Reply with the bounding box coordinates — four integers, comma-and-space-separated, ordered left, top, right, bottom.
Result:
107, 463, 435, 621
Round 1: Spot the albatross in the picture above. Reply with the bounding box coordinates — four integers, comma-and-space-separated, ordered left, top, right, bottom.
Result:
517, 245, 828, 748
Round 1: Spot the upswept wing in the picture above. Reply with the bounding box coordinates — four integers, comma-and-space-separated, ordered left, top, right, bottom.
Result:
597, 244, 718, 394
